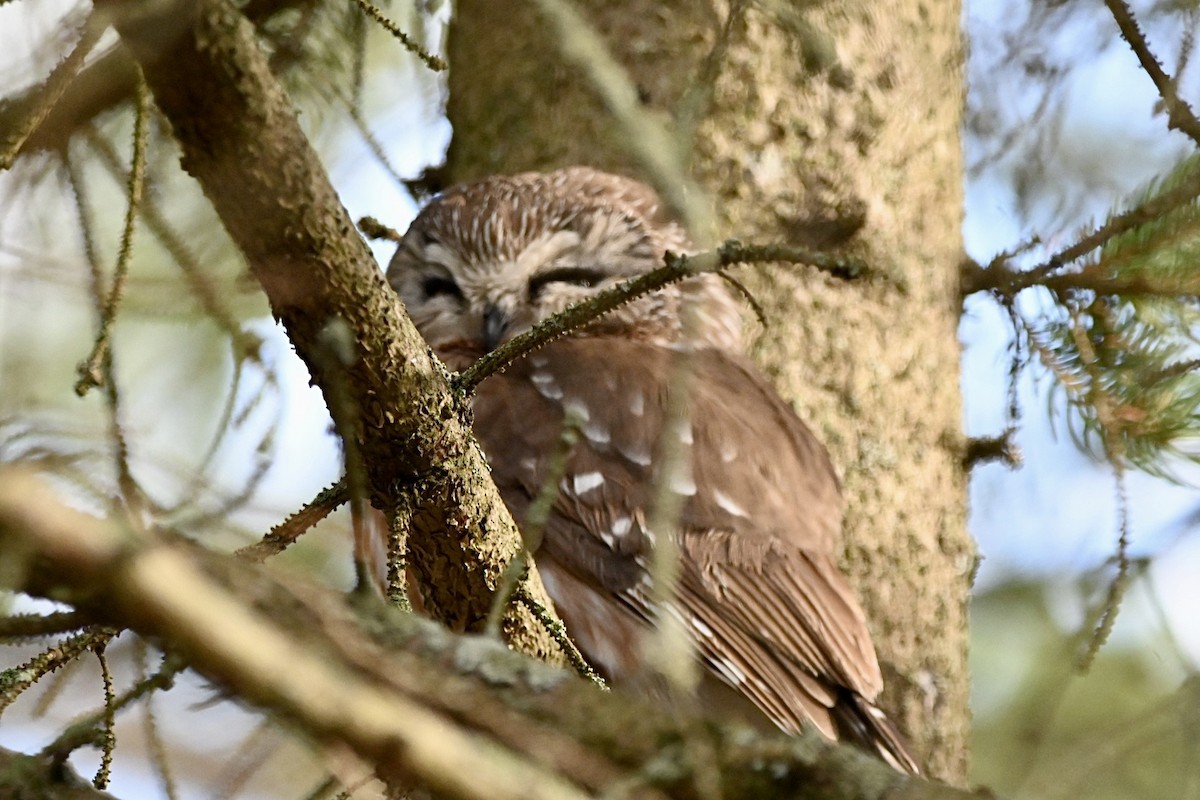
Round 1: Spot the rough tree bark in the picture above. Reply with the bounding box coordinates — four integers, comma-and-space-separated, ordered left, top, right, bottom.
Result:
0, 0, 974, 795
445, 0, 972, 782
98, 0, 567, 662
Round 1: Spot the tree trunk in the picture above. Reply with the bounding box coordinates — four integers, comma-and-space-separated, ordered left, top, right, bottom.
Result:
444, 0, 971, 782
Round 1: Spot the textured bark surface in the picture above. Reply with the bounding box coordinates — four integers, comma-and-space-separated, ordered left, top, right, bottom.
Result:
446, 1, 971, 781
103, 0, 566, 664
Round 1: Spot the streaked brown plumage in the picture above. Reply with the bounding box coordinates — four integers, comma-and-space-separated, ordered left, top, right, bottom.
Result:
384, 167, 920, 774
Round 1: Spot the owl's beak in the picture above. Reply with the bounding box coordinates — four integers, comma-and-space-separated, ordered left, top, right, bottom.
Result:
483, 304, 508, 351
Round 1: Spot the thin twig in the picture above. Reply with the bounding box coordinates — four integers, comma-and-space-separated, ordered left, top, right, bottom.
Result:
484, 415, 582, 638
0, 610, 90, 640
484, 554, 530, 640
75, 73, 151, 397
677, 0, 749, 147
1, 629, 113, 715
1104, 0, 1200, 147
81, 128, 275, 516
347, 0, 446, 71
64, 141, 145, 519
92, 643, 116, 789
138, 645, 180, 800
40, 651, 184, 766
962, 159, 1200, 297
0, 13, 104, 170
513, 586, 606, 688
211, 718, 282, 800
717, 271, 768, 329
235, 480, 348, 562
349, 1, 368, 110
85, 128, 262, 355
1076, 464, 1133, 672
30, 646, 88, 719
343, 100, 411, 195
532, 0, 712, 237
315, 320, 375, 592
641, 354, 696, 696
455, 240, 870, 394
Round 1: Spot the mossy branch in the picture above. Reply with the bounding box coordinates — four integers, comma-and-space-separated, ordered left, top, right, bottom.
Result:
103, 0, 567, 662
456, 240, 871, 394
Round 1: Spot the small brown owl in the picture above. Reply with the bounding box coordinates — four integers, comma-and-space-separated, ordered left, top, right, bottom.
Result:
385, 167, 920, 774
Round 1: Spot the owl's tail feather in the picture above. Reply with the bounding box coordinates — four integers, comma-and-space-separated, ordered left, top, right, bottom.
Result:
832, 691, 923, 776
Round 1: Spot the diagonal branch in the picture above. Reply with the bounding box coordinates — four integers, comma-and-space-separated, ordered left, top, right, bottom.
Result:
0, 467, 993, 800
0, 12, 104, 170
961, 159, 1200, 297
531, 0, 712, 237
0, 0, 321, 158
456, 240, 871, 393
99, 0, 566, 662
347, 0, 447, 71
961, 255, 1200, 300
1104, 0, 1200, 147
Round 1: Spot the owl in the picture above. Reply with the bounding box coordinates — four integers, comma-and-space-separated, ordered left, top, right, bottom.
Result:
385, 167, 920, 774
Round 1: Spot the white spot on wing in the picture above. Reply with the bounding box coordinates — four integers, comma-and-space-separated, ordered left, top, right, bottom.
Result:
571, 471, 605, 495
611, 516, 632, 537
563, 398, 590, 422
719, 442, 737, 463
691, 617, 713, 638
583, 421, 611, 444
531, 371, 563, 400
675, 420, 693, 445
713, 489, 749, 518
629, 391, 645, 417
618, 442, 652, 467
586, 636, 622, 674
669, 468, 696, 496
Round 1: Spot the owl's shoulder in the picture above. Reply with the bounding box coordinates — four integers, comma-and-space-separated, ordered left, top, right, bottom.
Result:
471, 337, 843, 555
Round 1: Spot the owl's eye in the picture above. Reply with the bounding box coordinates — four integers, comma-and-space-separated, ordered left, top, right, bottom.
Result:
528, 267, 607, 300
422, 276, 464, 300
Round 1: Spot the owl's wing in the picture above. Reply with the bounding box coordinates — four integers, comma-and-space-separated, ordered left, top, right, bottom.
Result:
472, 337, 918, 773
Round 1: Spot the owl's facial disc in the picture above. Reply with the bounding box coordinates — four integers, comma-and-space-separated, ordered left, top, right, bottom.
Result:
481, 265, 612, 350
386, 168, 743, 355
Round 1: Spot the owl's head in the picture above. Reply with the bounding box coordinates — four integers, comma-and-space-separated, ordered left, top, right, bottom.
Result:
386, 167, 743, 357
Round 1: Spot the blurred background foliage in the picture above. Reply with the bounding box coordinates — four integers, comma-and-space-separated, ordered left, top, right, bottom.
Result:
971, 576, 1199, 799
964, 0, 1200, 796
